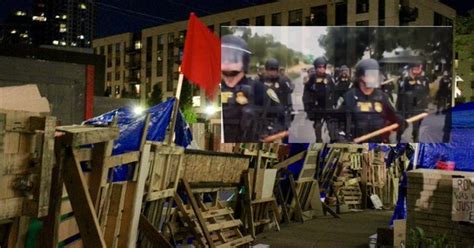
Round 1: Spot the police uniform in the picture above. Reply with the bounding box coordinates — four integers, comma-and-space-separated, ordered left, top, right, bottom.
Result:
221, 76, 284, 142
339, 87, 403, 143
436, 75, 452, 112
303, 73, 334, 142
333, 76, 352, 107
396, 74, 430, 142
263, 75, 293, 129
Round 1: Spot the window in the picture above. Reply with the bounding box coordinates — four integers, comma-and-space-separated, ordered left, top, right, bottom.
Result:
100, 46, 104, 55
434, 12, 453, 26
134, 40, 142, 49
107, 44, 112, 54
114, 85, 121, 96
335, 2, 347, 26
115, 71, 121, 81
236, 18, 249, 26
378, 0, 385, 26
471, 81, 474, 89
208, 25, 214, 32
167, 75, 174, 92
220, 22, 231, 36
157, 48, 163, 77
356, 0, 369, 14
146, 36, 152, 62
107, 72, 112, 81
356, 20, 369, 26
271, 13, 282, 26
146, 67, 151, 78
308, 6, 327, 26
59, 23, 67, 33
168, 33, 175, 44
115, 43, 121, 66
107, 57, 112, 67
256, 16, 265, 26
288, 9, 303, 26
178, 30, 186, 46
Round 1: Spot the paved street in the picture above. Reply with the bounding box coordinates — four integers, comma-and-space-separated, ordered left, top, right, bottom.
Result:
287, 75, 448, 143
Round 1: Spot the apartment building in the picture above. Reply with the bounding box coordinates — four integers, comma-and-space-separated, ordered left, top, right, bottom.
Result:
92, 0, 455, 111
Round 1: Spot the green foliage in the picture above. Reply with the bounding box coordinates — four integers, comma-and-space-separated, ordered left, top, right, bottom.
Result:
407, 227, 452, 248
147, 83, 163, 107
227, 28, 307, 73
318, 27, 453, 67
179, 80, 193, 108
182, 106, 197, 124
455, 10, 474, 35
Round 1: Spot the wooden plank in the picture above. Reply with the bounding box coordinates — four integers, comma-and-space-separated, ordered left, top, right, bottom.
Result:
63, 147, 106, 247
104, 151, 140, 168
181, 178, 215, 248
38, 143, 65, 248
57, 126, 119, 146
25, 116, 55, 217
104, 183, 127, 248
207, 220, 242, 232
58, 216, 80, 242
243, 172, 255, 238
138, 214, 173, 248
215, 235, 253, 248
117, 143, 151, 248
273, 151, 306, 170
0, 198, 23, 219
60, 198, 73, 216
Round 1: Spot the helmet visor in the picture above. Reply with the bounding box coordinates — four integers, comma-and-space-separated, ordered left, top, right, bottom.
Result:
221, 45, 250, 64
363, 69, 381, 88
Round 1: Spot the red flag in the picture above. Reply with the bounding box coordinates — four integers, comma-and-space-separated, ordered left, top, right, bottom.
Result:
181, 13, 221, 99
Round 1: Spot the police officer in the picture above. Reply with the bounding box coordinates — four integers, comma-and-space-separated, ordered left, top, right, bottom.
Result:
335, 59, 406, 143
333, 65, 352, 108
303, 57, 335, 142
436, 70, 452, 114
220, 35, 284, 142
396, 60, 430, 142
262, 58, 294, 129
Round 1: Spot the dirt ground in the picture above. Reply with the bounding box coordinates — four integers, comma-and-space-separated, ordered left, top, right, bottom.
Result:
255, 210, 393, 248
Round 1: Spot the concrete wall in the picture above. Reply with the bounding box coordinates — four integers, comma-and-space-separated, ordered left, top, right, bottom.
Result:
0, 55, 86, 125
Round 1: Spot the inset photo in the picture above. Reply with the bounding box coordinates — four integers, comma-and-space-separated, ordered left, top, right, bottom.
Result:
220, 26, 453, 144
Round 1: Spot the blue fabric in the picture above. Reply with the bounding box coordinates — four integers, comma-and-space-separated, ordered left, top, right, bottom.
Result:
84, 98, 193, 181
416, 102, 474, 172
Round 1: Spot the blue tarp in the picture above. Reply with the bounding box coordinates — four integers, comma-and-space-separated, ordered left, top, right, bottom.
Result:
84, 98, 193, 181
416, 102, 474, 172
390, 102, 474, 225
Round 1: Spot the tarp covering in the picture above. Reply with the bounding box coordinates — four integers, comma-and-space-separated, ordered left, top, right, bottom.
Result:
416, 102, 474, 172
390, 102, 474, 225
84, 98, 193, 180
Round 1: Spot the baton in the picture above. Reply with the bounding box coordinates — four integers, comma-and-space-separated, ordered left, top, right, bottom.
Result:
262, 131, 289, 143
353, 112, 428, 143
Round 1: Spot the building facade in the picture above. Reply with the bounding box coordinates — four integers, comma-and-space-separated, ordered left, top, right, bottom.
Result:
0, 0, 95, 48
455, 33, 474, 103
92, 0, 455, 111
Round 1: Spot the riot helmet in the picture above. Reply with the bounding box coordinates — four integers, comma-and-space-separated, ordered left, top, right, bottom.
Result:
355, 59, 381, 88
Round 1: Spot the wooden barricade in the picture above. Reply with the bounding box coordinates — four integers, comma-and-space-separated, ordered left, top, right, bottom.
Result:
0, 109, 56, 247
39, 125, 153, 248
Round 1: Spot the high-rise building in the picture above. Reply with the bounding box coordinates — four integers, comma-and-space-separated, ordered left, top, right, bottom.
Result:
92, 0, 456, 112
0, 0, 95, 48
0, 10, 32, 45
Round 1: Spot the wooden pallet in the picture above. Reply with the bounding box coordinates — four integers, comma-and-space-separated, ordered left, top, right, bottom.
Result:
38, 124, 155, 248
0, 110, 56, 247
175, 179, 253, 247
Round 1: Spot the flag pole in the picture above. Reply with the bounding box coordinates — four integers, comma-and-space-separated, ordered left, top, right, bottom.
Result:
167, 67, 184, 144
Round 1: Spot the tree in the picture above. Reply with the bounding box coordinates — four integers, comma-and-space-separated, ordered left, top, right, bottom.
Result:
147, 83, 163, 107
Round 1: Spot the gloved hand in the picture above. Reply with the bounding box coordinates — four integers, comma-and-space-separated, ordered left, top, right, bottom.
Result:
398, 119, 409, 133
